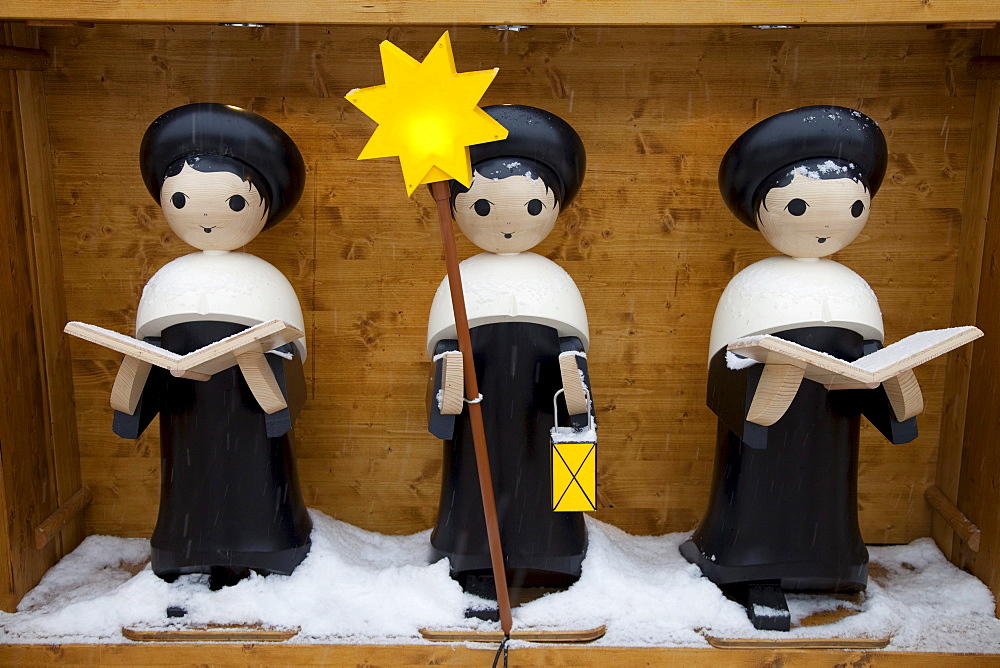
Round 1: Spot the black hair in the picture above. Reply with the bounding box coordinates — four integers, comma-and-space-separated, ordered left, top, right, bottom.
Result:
140, 103, 305, 230
163, 155, 271, 214
719, 106, 887, 230
448, 157, 561, 214
754, 158, 870, 218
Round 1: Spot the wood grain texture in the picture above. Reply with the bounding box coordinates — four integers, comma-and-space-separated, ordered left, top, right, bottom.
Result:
704, 635, 890, 649
925, 484, 981, 552
41, 24, 979, 548
934, 29, 1000, 561
2, 1, 1000, 26
746, 364, 803, 426
121, 625, 299, 642
0, 26, 59, 611
235, 350, 287, 413
0, 45, 48, 71
7, 22, 85, 567
33, 486, 91, 549
558, 352, 589, 417
109, 356, 150, 414
955, 31, 1000, 616
439, 350, 464, 415
1, 643, 1000, 667
884, 368, 924, 422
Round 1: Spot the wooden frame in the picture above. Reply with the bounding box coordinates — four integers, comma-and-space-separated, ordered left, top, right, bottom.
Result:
0, 2, 999, 663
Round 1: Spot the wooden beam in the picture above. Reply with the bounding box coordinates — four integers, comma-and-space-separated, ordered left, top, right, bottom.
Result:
970, 56, 1000, 80
1, 1, 1000, 26
0, 46, 48, 71
24, 20, 95, 28
928, 23, 998, 31
956, 27, 1000, 616
1, 644, 999, 666
933, 29, 1000, 561
925, 485, 981, 552
33, 487, 92, 550
7, 21, 86, 567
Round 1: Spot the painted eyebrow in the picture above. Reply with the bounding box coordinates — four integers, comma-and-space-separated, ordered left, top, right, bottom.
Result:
469, 199, 495, 207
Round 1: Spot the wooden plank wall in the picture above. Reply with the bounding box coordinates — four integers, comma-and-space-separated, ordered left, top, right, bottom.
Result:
42, 23, 979, 544
0, 28, 62, 610
955, 29, 1000, 616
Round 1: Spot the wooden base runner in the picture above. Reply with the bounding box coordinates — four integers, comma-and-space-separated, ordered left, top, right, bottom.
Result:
122, 625, 299, 643
704, 635, 891, 650
420, 625, 606, 644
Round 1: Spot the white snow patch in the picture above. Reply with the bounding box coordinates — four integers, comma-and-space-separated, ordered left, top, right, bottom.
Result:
726, 351, 758, 370
0, 516, 997, 651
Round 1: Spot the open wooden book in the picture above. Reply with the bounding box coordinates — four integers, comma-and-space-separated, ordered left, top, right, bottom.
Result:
64, 319, 304, 415
726, 326, 983, 426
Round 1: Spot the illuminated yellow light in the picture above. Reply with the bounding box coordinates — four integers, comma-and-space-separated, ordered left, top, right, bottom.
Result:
345, 31, 508, 196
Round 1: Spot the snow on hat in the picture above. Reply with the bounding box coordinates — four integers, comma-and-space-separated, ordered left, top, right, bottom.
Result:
469, 105, 586, 207
718, 105, 887, 229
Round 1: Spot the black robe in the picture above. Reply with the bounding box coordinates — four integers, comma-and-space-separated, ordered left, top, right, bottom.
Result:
680, 326, 917, 592
113, 320, 312, 579
428, 321, 591, 586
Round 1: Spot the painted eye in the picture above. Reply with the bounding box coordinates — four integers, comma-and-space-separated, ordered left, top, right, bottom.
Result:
170, 192, 187, 209
786, 198, 808, 216
526, 199, 543, 216
473, 199, 491, 216
228, 195, 247, 212
851, 199, 865, 218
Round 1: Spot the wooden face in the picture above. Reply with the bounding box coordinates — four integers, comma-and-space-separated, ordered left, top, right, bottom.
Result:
159, 162, 269, 251
454, 173, 560, 253
756, 170, 871, 258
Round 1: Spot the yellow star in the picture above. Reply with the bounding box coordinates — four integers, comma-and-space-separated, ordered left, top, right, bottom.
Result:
345, 31, 508, 196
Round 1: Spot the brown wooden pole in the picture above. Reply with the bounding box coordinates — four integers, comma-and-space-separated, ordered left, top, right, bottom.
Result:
430, 180, 513, 634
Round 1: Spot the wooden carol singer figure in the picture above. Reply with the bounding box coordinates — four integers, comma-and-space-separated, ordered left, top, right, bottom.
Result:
70, 103, 313, 590
679, 105, 980, 632
427, 105, 596, 601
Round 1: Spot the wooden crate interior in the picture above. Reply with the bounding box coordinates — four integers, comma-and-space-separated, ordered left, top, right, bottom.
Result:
0, 9, 998, 663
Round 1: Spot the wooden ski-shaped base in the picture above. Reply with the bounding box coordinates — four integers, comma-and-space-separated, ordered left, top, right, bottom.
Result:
420, 625, 606, 643
704, 634, 890, 650
122, 625, 299, 643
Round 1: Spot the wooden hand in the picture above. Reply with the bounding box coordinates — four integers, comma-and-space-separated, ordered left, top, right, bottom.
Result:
439, 350, 465, 415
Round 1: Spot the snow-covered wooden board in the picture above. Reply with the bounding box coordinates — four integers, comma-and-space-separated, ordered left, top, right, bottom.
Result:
122, 624, 299, 642
704, 634, 891, 649
420, 625, 607, 643
728, 326, 982, 389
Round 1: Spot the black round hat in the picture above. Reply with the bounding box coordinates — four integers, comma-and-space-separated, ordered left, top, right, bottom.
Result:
718, 105, 888, 229
469, 105, 586, 207
139, 103, 306, 228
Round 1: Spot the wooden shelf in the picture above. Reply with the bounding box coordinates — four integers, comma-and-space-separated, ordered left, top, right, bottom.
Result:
0, 1, 998, 27
2, 644, 1000, 667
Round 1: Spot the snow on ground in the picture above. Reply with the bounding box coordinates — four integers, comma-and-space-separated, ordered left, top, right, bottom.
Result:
1, 510, 998, 651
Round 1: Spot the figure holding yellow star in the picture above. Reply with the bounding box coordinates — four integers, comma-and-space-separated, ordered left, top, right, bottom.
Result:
426, 105, 594, 605
346, 30, 516, 633
347, 33, 597, 642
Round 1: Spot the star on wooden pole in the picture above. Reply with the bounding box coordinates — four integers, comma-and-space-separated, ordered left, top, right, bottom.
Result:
346, 31, 515, 636
345, 31, 508, 195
